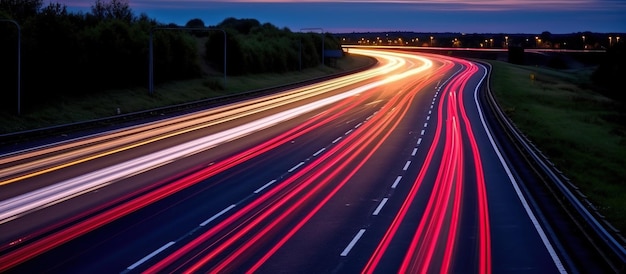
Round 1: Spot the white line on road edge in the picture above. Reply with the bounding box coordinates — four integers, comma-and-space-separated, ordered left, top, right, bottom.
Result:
392, 176, 402, 189
126, 241, 175, 270
254, 180, 277, 194
373, 198, 389, 216
341, 229, 366, 256
200, 204, 237, 227
474, 63, 566, 273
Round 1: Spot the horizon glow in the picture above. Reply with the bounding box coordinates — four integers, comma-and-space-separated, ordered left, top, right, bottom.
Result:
44, 0, 626, 33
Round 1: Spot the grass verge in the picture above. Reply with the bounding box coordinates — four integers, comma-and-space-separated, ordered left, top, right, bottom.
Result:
488, 60, 626, 233
0, 53, 374, 134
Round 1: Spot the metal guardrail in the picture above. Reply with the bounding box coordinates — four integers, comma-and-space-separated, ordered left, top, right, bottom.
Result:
480, 61, 626, 272
0, 56, 377, 147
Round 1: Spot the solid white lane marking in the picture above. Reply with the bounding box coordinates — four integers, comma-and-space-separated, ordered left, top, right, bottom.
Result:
392, 176, 402, 189
333, 137, 342, 144
200, 204, 237, 226
254, 180, 277, 194
411, 148, 418, 156
474, 63, 566, 273
313, 148, 326, 157
341, 229, 366, 256
127, 241, 175, 270
288, 162, 305, 172
403, 161, 411, 171
373, 198, 389, 216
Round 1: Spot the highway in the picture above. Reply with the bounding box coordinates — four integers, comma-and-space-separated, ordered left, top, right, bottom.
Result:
1, 49, 566, 273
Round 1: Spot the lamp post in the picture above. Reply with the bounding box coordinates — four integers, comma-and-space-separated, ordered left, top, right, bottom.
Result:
1, 19, 21, 115
300, 28, 325, 66
149, 27, 226, 95
582, 35, 586, 49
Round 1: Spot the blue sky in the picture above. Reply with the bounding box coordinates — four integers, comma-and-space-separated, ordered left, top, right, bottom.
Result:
48, 0, 626, 33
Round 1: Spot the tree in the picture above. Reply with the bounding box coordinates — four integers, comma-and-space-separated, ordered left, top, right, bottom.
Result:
91, 0, 133, 22
185, 18, 204, 28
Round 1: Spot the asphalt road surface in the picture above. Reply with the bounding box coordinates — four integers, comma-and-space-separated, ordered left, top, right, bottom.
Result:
1, 49, 567, 273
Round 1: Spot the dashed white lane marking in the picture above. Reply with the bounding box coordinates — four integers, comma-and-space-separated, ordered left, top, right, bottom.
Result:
402, 161, 411, 171
200, 204, 237, 226
417, 138, 422, 145
392, 176, 402, 189
288, 162, 305, 172
411, 148, 418, 156
372, 198, 389, 216
127, 241, 176, 270
313, 148, 326, 157
420, 130, 425, 136
340, 229, 366, 256
254, 180, 277, 194
424, 123, 428, 128
345, 129, 353, 135
332, 137, 343, 144
426, 116, 430, 121
355, 122, 363, 128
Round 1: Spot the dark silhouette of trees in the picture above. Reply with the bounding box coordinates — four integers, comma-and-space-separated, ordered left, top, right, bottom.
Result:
205, 17, 341, 76
0, 3, 337, 113
592, 43, 626, 103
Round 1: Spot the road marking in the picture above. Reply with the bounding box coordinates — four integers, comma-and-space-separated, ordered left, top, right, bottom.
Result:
345, 129, 353, 135
411, 148, 418, 156
254, 180, 277, 194
313, 148, 326, 157
417, 138, 422, 145
333, 137, 342, 144
200, 204, 237, 226
392, 176, 402, 189
373, 198, 389, 216
420, 130, 425, 136
475, 63, 566, 273
288, 162, 305, 172
403, 161, 411, 171
428, 110, 432, 115
430, 105, 434, 109
424, 123, 428, 128
341, 229, 366, 256
127, 241, 176, 270
426, 116, 430, 121
355, 122, 363, 128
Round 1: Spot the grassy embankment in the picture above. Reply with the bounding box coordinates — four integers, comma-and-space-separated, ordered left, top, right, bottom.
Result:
488, 60, 626, 233
0, 53, 373, 134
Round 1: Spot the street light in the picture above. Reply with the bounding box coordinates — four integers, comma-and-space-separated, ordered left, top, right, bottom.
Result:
430, 36, 433, 46
505, 36, 509, 47
609, 36, 612, 47
0, 19, 21, 115
149, 27, 226, 95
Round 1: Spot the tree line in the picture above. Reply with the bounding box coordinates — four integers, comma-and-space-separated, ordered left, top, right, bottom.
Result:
0, 0, 341, 114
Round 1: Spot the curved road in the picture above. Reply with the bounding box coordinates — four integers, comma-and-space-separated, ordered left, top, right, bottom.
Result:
1, 49, 566, 273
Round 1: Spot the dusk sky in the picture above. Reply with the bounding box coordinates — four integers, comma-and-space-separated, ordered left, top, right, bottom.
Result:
47, 0, 626, 34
